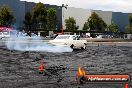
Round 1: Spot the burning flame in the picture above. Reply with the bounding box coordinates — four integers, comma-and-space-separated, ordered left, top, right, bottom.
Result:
77, 67, 86, 78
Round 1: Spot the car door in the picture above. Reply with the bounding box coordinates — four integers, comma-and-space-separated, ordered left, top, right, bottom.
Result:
72, 36, 81, 48
76, 36, 83, 48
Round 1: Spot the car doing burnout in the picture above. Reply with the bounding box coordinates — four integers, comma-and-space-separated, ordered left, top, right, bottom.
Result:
49, 35, 87, 49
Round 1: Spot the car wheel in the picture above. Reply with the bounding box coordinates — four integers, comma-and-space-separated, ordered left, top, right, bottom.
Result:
81, 44, 86, 50
70, 44, 74, 49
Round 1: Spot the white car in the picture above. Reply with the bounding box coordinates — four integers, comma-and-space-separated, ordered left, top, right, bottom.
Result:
49, 35, 87, 49
0, 32, 10, 39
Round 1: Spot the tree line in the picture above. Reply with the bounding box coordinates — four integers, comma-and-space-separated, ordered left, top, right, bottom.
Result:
0, 2, 57, 31
0, 3, 132, 33
24, 2, 56, 31
65, 12, 118, 33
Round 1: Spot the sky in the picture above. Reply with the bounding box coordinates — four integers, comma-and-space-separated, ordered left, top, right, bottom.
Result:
21, 0, 132, 13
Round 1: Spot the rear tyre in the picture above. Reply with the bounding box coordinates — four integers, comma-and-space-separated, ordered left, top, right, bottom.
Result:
81, 44, 86, 50
70, 44, 74, 49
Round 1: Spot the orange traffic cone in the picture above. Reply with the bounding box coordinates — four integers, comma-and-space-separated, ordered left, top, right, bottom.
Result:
124, 83, 129, 88
39, 60, 45, 74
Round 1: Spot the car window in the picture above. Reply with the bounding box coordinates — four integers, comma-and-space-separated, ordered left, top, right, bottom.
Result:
73, 36, 76, 40
76, 36, 80, 40
56, 36, 70, 39
73, 36, 80, 40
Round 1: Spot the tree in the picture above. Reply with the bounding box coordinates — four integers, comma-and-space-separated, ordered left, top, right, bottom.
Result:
0, 6, 14, 27
88, 12, 107, 32
65, 17, 76, 31
32, 2, 47, 30
124, 14, 132, 33
24, 12, 32, 31
107, 22, 118, 33
125, 25, 132, 33
47, 8, 56, 30
83, 22, 89, 31
128, 15, 132, 33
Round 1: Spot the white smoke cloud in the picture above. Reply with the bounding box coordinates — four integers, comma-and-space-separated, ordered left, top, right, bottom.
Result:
5, 30, 73, 53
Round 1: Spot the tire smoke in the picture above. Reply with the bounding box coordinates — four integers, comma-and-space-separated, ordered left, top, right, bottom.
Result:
5, 30, 73, 53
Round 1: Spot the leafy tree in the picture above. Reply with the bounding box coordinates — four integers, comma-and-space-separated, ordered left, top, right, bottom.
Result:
128, 15, 132, 33
47, 8, 56, 30
65, 17, 76, 31
107, 22, 118, 33
0, 6, 14, 27
88, 12, 107, 32
129, 15, 132, 25
24, 12, 32, 31
125, 25, 132, 33
124, 14, 132, 33
32, 2, 47, 30
83, 22, 89, 31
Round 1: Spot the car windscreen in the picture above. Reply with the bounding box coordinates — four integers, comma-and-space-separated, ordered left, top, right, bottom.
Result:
55, 36, 70, 39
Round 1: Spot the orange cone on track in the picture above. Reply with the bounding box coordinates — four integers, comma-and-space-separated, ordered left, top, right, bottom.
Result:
39, 60, 45, 74
124, 83, 129, 88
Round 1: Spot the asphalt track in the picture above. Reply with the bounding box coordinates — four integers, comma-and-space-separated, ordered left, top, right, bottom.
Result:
0, 40, 132, 88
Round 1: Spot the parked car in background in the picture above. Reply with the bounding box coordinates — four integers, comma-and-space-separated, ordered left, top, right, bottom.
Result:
0, 32, 10, 39
49, 35, 87, 49
0, 27, 13, 39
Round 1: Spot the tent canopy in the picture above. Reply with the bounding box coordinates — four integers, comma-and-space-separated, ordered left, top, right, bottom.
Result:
0, 27, 13, 32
